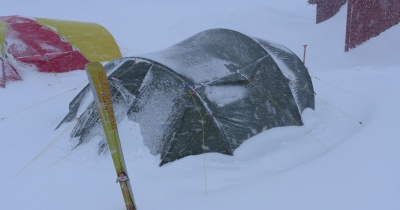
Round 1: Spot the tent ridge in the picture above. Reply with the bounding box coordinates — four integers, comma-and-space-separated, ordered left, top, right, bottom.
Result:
193, 86, 234, 154
134, 56, 193, 83
136, 56, 234, 154
239, 55, 269, 76
59, 29, 315, 165
0, 15, 122, 87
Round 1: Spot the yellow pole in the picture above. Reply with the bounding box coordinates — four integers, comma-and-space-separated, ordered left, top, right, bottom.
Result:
86, 62, 137, 210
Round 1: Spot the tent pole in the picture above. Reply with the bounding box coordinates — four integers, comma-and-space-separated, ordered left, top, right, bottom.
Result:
86, 62, 137, 210
303, 44, 307, 65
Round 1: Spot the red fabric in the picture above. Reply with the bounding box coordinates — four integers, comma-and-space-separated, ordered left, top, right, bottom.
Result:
345, 0, 400, 51
3, 60, 21, 80
1, 16, 88, 73
314, 0, 347, 24
0, 16, 90, 87
0, 16, 35, 24
0, 61, 4, 88
0, 59, 21, 87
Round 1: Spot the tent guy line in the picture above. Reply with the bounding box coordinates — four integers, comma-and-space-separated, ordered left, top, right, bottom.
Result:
7, 26, 362, 180
189, 89, 210, 195
59, 29, 318, 165
15, 119, 79, 176
42, 63, 356, 192
46, 137, 88, 169
0, 85, 84, 121
313, 91, 363, 125
313, 76, 367, 100
6, 55, 361, 178
231, 51, 364, 125
11, 67, 357, 177
242, 73, 330, 151
15, 99, 96, 176
286, 73, 364, 125
306, 67, 367, 100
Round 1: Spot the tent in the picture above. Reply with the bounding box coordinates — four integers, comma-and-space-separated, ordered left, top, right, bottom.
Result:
59, 28, 315, 165
0, 15, 121, 87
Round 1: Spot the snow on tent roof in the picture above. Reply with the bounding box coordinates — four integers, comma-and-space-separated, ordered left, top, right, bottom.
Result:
0, 15, 121, 88
58, 28, 315, 166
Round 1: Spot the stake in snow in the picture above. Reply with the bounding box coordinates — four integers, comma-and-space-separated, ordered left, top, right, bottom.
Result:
86, 62, 137, 210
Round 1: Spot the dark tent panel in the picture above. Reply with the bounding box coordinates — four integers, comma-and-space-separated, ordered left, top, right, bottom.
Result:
58, 28, 315, 165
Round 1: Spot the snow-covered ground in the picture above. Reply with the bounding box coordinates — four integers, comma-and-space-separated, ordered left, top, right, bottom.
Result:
1, 1, 399, 209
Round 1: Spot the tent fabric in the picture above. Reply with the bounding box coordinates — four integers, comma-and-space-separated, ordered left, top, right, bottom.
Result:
0, 21, 16, 88
59, 28, 315, 166
1, 20, 20, 87
0, 21, 7, 56
35, 18, 121, 62
0, 16, 121, 88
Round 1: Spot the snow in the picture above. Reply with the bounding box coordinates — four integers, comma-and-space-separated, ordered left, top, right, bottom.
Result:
205, 85, 247, 107
1, 1, 400, 210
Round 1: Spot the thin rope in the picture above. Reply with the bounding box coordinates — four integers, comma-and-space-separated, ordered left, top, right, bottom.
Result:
201, 113, 208, 196
15, 119, 78, 176
314, 93, 363, 125
1, 82, 86, 121
305, 67, 365, 100
189, 90, 208, 195
246, 78, 329, 151
115, 39, 136, 55
289, 79, 363, 125
45, 54, 56, 73
313, 76, 367, 100
114, 60, 137, 80
46, 141, 87, 168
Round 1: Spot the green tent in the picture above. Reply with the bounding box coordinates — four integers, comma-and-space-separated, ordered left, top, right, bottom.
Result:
59, 28, 314, 165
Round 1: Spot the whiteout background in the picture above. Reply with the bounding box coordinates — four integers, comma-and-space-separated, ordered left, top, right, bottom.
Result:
0, 1, 399, 210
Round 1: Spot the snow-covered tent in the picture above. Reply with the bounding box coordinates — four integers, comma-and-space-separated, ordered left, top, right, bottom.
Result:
59, 28, 315, 165
0, 15, 121, 87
